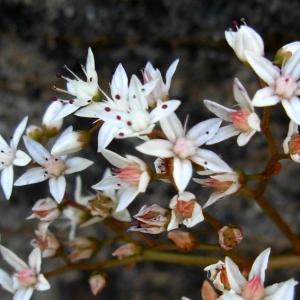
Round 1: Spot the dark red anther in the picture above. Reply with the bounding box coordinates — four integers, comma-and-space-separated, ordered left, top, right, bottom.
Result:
232, 20, 238, 27
115, 94, 121, 100
56, 73, 62, 78
89, 77, 92, 82
105, 107, 111, 112
116, 116, 121, 120
51, 97, 58, 101
127, 121, 132, 126
119, 132, 124, 137
69, 100, 74, 104
162, 104, 168, 109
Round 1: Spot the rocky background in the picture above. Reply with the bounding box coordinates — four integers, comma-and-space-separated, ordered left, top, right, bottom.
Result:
0, 0, 300, 299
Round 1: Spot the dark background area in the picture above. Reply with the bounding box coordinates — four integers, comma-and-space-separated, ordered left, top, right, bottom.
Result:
0, 0, 300, 299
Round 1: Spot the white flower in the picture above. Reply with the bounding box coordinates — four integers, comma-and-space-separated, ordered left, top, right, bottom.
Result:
246, 49, 300, 124
96, 75, 181, 141
52, 47, 101, 121
0, 246, 50, 300
0, 117, 31, 199
205, 78, 261, 146
204, 260, 226, 291
168, 191, 204, 230
42, 100, 63, 137
225, 248, 298, 300
225, 24, 264, 62
142, 59, 179, 107
136, 113, 231, 192
14, 135, 93, 203
193, 171, 242, 208
92, 149, 151, 212
283, 120, 300, 162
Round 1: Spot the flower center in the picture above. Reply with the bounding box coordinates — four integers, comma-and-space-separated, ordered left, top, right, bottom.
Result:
0, 146, 14, 169
114, 165, 143, 186
130, 110, 151, 132
230, 109, 252, 132
173, 137, 196, 159
242, 276, 265, 300
45, 156, 66, 177
15, 268, 38, 287
203, 178, 233, 190
275, 75, 297, 99
175, 200, 195, 219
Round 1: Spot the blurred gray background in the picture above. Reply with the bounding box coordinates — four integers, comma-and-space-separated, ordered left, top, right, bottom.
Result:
0, 0, 300, 299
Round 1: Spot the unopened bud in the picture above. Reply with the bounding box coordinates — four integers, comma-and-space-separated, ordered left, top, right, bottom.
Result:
168, 230, 197, 252
275, 42, 300, 66
112, 243, 141, 259
218, 225, 243, 250
26, 125, 44, 142
43, 101, 63, 138
27, 197, 61, 221
88, 193, 115, 218
68, 237, 100, 262
51, 128, 91, 156
89, 273, 108, 295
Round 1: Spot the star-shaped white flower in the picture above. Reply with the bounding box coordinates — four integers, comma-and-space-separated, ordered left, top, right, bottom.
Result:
52, 47, 101, 121
14, 135, 94, 203
142, 59, 179, 107
0, 246, 50, 300
246, 49, 300, 124
204, 78, 261, 146
136, 113, 231, 192
0, 117, 31, 199
92, 149, 151, 212
96, 75, 181, 141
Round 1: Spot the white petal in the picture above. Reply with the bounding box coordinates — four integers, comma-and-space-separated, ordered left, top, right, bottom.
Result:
11, 116, 28, 149
64, 157, 94, 174
75, 102, 104, 118
283, 47, 300, 79
245, 51, 279, 85
128, 75, 149, 111
0, 135, 9, 148
225, 256, 246, 294
248, 248, 270, 282
14, 287, 34, 300
0, 268, 14, 293
186, 118, 222, 146
165, 59, 179, 91
23, 136, 50, 166
13, 150, 31, 166
116, 188, 139, 212
93, 177, 130, 190
282, 96, 300, 124
183, 202, 204, 227
36, 274, 51, 291
101, 149, 132, 168
237, 130, 256, 146
264, 278, 298, 300
252, 87, 280, 107
28, 248, 41, 273
52, 103, 79, 121
0, 246, 28, 271
203, 100, 234, 122
167, 210, 180, 231
202, 191, 227, 208
14, 168, 48, 186
160, 113, 184, 142
110, 63, 128, 101
173, 158, 192, 192
225, 30, 236, 48
97, 123, 118, 152
150, 100, 181, 123
136, 140, 174, 157
192, 149, 231, 172
233, 78, 253, 111
86, 47, 95, 75
49, 176, 66, 203
248, 112, 261, 131
206, 125, 240, 145
53, 126, 73, 146
112, 208, 131, 222
1, 165, 13, 199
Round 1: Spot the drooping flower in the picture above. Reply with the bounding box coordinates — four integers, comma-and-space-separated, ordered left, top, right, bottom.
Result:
168, 191, 204, 230
128, 204, 170, 234
225, 23, 264, 63
283, 120, 300, 162
136, 113, 231, 192
112, 243, 141, 260
204, 78, 261, 146
52, 47, 101, 121
193, 171, 242, 208
245, 48, 300, 124
92, 149, 151, 212
67, 237, 100, 262
167, 230, 197, 252
142, 59, 179, 107
0, 246, 50, 300
14, 135, 93, 203
0, 116, 31, 199
204, 260, 228, 291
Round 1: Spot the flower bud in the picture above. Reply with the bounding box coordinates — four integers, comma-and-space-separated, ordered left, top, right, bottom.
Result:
168, 230, 197, 252
218, 225, 243, 250
88, 193, 115, 218
89, 273, 108, 295
51, 129, 91, 156
112, 243, 141, 259
26, 125, 44, 142
275, 42, 300, 66
128, 204, 170, 234
68, 237, 100, 262
42, 101, 63, 138
225, 25, 264, 63
27, 197, 61, 221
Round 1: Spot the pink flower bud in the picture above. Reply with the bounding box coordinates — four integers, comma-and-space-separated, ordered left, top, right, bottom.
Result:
168, 231, 197, 252
68, 237, 100, 262
218, 225, 243, 250
112, 243, 141, 259
88, 193, 115, 218
89, 273, 108, 295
